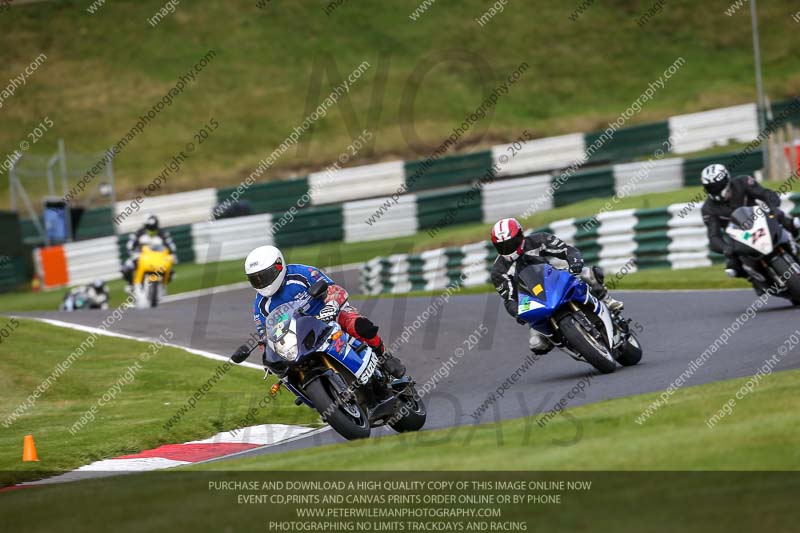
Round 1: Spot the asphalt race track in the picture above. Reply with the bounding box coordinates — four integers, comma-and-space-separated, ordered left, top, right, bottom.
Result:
23, 277, 800, 460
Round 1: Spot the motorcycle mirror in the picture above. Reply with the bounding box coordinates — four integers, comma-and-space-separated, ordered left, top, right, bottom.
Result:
231, 343, 254, 364
308, 279, 329, 299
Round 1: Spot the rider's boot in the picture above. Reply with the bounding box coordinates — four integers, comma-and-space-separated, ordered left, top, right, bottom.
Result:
581, 266, 623, 313
529, 331, 554, 356
603, 294, 624, 313
374, 342, 406, 379
593, 285, 624, 313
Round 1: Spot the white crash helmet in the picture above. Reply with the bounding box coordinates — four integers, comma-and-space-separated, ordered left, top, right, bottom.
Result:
701, 164, 731, 201
244, 246, 286, 298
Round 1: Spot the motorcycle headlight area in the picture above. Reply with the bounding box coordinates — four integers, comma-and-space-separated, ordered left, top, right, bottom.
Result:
271, 331, 299, 361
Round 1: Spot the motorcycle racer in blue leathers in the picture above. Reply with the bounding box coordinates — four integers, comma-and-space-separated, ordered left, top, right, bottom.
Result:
245, 245, 406, 378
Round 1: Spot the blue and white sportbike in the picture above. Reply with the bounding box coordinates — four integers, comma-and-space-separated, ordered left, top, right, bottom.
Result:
516, 262, 642, 374
231, 280, 426, 440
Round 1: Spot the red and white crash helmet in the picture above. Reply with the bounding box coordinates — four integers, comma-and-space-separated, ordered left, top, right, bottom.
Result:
491, 218, 525, 259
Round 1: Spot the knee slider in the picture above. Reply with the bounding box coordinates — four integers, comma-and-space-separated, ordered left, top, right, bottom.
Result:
354, 317, 379, 339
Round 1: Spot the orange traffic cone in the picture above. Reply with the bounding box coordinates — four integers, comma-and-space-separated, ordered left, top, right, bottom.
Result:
22, 434, 39, 462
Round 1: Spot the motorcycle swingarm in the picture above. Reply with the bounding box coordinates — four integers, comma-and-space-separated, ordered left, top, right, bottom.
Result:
366, 378, 418, 424
369, 395, 401, 424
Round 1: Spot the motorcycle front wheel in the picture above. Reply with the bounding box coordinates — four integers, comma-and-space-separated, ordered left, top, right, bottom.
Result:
304, 377, 370, 440
770, 254, 800, 301
558, 315, 616, 374
148, 280, 159, 308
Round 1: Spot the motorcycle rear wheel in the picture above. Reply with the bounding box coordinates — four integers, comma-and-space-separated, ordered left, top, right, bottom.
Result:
304, 377, 370, 440
558, 315, 616, 374
388, 387, 426, 433
617, 331, 643, 366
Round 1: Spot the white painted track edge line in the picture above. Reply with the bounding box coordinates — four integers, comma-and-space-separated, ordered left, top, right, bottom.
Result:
11, 316, 263, 370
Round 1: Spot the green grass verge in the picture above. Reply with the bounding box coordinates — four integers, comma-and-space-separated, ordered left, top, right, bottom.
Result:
0, 319, 317, 486
609, 265, 752, 290
3, 0, 800, 205
185, 367, 800, 471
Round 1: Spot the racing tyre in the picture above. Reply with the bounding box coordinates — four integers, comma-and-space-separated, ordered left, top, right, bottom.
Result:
388, 388, 427, 433
770, 255, 800, 301
617, 332, 643, 366
558, 315, 616, 374
147, 280, 159, 308
304, 377, 370, 440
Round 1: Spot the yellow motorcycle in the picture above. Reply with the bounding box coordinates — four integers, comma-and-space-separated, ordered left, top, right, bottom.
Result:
133, 244, 175, 308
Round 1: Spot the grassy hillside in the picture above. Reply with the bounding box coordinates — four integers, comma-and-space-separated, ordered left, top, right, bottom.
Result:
1, 0, 799, 206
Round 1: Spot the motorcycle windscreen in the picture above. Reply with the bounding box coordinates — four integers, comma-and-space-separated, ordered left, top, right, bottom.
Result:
729, 206, 757, 231
516, 264, 587, 326
726, 206, 774, 256
262, 301, 305, 365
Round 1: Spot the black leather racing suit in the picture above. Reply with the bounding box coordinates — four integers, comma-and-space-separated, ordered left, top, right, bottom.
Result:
491, 232, 601, 319
701, 175, 796, 275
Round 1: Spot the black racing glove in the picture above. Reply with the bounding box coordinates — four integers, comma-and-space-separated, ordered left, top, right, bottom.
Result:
317, 301, 340, 323
568, 260, 584, 275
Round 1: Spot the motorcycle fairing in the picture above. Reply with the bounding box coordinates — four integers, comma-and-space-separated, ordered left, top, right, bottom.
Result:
726, 207, 774, 256
262, 302, 377, 386
319, 324, 378, 385
517, 264, 614, 345
517, 264, 588, 333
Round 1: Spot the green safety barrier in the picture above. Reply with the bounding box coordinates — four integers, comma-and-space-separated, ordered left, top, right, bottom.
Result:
404, 151, 493, 193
